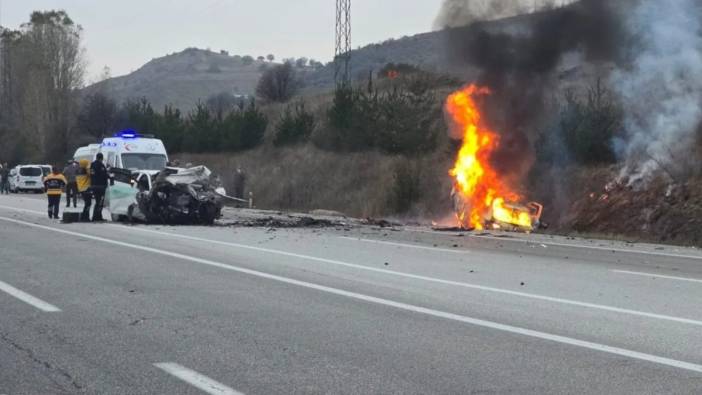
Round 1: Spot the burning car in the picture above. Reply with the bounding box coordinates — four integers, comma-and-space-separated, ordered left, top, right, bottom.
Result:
446, 84, 544, 232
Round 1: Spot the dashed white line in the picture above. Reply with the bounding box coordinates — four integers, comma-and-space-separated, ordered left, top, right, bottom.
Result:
0, 280, 61, 312
2, 215, 702, 374
155, 363, 244, 395
613, 270, 702, 284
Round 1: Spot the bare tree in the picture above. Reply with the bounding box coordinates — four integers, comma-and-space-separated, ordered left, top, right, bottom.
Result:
255, 62, 300, 103
1, 11, 85, 161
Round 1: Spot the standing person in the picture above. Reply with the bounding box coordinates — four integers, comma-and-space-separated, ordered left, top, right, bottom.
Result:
62, 160, 79, 208
76, 159, 92, 221
0, 163, 9, 195
90, 153, 109, 222
43, 167, 67, 220
233, 167, 246, 201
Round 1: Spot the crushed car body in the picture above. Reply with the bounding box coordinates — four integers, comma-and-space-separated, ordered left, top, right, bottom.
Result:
126, 166, 224, 225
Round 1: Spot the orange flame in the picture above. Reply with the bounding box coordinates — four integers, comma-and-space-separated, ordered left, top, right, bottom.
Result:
446, 84, 529, 230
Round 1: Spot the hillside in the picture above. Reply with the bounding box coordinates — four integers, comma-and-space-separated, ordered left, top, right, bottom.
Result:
86, 0, 612, 113
88, 48, 266, 110
86, 9, 575, 110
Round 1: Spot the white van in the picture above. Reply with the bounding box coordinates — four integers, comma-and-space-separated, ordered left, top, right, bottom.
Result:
11, 165, 45, 193
39, 165, 52, 177
98, 131, 169, 172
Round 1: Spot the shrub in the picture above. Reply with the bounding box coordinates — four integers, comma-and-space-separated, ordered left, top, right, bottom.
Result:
324, 78, 441, 154
274, 102, 315, 146
239, 101, 268, 150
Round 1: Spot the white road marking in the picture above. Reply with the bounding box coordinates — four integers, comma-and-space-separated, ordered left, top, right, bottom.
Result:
110, 225, 702, 328
338, 236, 471, 254
0, 280, 61, 312
2, 204, 702, 327
0, 205, 45, 215
405, 227, 702, 261
613, 270, 702, 284
2, 216, 702, 374
3, 202, 702, 261
155, 363, 243, 395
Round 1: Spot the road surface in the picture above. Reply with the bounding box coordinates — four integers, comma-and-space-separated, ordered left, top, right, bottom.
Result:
1, 193, 701, 394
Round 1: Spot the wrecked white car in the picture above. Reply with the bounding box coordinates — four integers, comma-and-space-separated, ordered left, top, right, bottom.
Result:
108, 166, 224, 225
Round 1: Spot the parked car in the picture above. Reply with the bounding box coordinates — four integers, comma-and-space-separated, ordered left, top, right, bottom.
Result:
39, 165, 52, 177
11, 165, 45, 193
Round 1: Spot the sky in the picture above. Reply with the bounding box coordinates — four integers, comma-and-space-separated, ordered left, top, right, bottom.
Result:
1, 0, 443, 83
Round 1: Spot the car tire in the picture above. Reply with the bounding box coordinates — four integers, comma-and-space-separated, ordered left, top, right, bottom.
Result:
110, 214, 127, 222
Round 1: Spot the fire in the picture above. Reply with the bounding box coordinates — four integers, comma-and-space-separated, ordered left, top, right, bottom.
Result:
446, 84, 531, 230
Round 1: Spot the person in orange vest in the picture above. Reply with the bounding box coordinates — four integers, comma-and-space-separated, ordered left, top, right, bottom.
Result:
44, 166, 67, 220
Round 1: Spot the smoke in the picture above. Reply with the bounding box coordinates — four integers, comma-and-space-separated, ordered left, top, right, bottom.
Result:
442, 0, 625, 186
435, 0, 577, 28
614, 0, 702, 183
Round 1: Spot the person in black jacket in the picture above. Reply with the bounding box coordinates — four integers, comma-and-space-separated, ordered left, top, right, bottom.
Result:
90, 153, 109, 221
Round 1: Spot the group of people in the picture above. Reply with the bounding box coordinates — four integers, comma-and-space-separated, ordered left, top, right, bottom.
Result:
0, 163, 10, 194
42, 153, 110, 221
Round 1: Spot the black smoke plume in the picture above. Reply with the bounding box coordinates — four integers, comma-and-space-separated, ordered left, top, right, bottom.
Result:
441, 0, 627, 184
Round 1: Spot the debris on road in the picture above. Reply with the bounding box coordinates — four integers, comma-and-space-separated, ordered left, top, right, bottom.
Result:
224, 215, 343, 228
361, 217, 402, 228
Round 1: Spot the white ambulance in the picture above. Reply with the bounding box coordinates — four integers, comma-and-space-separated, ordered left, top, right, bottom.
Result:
98, 130, 170, 221
97, 130, 169, 172
72, 144, 101, 163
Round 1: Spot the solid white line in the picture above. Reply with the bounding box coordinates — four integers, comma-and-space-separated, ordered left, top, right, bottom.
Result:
0, 205, 45, 215
0, 280, 61, 312
155, 363, 243, 395
613, 270, 702, 284
111, 225, 702, 328
3, 204, 702, 327
405, 227, 702, 261
338, 236, 471, 254
2, 216, 702, 374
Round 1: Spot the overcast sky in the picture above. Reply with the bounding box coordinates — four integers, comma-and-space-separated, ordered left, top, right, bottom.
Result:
1, 0, 442, 83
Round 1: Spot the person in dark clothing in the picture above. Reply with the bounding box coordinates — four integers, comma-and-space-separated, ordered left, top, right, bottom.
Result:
62, 160, 79, 208
90, 153, 109, 221
0, 163, 9, 194
233, 167, 246, 199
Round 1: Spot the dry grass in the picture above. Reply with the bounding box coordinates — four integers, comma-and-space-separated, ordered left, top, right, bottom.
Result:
177, 145, 455, 220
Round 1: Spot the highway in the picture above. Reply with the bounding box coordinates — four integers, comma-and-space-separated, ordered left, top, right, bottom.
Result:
1, 194, 702, 394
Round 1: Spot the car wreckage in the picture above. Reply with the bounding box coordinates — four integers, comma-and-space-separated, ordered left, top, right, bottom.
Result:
108, 166, 225, 225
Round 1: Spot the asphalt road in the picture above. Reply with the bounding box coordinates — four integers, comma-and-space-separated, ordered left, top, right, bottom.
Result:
1, 194, 702, 394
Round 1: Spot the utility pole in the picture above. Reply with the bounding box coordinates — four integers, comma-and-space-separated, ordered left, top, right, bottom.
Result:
335, 0, 351, 85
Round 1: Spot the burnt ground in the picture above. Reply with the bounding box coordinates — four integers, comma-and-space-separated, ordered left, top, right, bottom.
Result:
554, 167, 702, 247
217, 208, 402, 230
